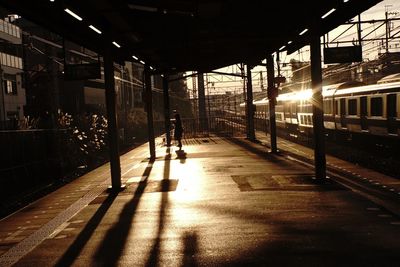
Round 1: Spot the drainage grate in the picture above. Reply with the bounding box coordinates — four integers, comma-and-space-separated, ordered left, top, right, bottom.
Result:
0, 179, 110, 267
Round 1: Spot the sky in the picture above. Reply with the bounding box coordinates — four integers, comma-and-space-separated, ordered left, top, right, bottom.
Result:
187, 0, 400, 96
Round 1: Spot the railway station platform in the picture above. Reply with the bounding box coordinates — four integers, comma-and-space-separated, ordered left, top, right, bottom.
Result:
1, 135, 400, 266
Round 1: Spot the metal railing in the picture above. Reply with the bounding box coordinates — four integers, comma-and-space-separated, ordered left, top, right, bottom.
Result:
154, 115, 247, 140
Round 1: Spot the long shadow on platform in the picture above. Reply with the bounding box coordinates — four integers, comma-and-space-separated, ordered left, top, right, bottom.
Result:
191, 192, 400, 266
225, 137, 292, 167
54, 192, 118, 267
93, 160, 154, 266
180, 231, 199, 267
145, 148, 172, 266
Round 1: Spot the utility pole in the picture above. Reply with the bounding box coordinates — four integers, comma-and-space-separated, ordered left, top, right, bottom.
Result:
234, 89, 237, 115
385, 10, 389, 53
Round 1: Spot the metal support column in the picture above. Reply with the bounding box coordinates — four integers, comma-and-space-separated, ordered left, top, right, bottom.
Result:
144, 66, 156, 159
163, 75, 171, 147
197, 72, 208, 131
0, 65, 5, 120
310, 32, 327, 181
267, 55, 278, 153
104, 51, 122, 190
246, 64, 255, 140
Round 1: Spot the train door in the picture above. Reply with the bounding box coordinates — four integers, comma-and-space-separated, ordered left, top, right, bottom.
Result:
360, 96, 368, 131
340, 98, 347, 128
387, 94, 397, 135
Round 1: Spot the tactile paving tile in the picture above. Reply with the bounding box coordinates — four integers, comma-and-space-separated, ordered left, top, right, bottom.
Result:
0, 179, 109, 267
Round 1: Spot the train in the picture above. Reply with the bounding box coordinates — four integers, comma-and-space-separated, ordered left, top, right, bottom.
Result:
239, 78, 400, 139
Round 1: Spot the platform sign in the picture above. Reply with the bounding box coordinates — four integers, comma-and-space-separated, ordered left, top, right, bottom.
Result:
324, 46, 362, 64
64, 63, 101, 80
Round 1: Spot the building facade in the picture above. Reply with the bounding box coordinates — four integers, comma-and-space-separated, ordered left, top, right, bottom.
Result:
0, 17, 25, 121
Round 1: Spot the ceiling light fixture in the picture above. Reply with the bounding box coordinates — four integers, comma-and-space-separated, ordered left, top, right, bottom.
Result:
128, 4, 157, 13
89, 25, 102, 34
321, 8, 336, 19
299, 28, 308, 35
64, 8, 83, 21
112, 41, 121, 48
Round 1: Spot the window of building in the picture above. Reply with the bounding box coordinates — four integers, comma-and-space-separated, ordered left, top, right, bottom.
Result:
3, 74, 17, 95
348, 99, 357, 115
6, 54, 11, 66
1, 53, 6, 65
370, 97, 383, 116
10, 55, 15, 68
7, 23, 11, 35
4, 80, 17, 95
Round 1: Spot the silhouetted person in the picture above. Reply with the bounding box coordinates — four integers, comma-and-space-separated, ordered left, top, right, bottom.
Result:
172, 111, 183, 150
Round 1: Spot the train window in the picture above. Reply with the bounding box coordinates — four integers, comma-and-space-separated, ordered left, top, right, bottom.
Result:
348, 99, 357, 116
387, 94, 397, 118
370, 97, 383, 116
324, 100, 333, 114
323, 100, 328, 113
360, 97, 367, 116
340, 99, 346, 115
284, 103, 290, 116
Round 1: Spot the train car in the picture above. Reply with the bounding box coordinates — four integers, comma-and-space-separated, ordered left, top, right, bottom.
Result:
323, 81, 400, 137
240, 78, 400, 139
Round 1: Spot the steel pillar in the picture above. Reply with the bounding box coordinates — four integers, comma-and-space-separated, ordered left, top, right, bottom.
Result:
197, 72, 208, 130
163, 75, 171, 147
246, 64, 255, 140
144, 66, 156, 160
104, 51, 121, 190
310, 33, 327, 181
266, 55, 278, 153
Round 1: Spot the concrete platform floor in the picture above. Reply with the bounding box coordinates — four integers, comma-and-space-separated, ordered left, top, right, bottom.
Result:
1, 136, 400, 266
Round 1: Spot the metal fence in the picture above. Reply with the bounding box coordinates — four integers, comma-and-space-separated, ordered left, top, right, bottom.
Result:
154, 115, 247, 139
0, 130, 65, 203
0, 120, 19, 130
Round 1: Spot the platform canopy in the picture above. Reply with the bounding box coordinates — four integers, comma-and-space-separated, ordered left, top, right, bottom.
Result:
0, 0, 382, 73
